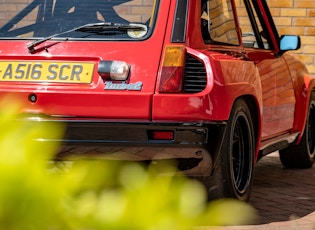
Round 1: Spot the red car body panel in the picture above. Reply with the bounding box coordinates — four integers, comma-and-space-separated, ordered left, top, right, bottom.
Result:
0, 39, 165, 119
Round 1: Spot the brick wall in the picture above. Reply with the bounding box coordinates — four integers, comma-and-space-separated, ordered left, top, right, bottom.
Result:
268, 0, 315, 77
202, 0, 239, 45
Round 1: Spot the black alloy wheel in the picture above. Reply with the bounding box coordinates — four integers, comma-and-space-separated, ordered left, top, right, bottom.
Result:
205, 99, 255, 201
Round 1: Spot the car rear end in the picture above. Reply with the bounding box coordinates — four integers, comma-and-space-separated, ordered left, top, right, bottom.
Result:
0, 0, 220, 176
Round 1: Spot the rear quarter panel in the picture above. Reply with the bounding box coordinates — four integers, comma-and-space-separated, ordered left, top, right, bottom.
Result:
152, 47, 263, 123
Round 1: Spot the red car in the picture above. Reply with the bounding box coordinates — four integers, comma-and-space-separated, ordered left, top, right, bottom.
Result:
0, 0, 314, 201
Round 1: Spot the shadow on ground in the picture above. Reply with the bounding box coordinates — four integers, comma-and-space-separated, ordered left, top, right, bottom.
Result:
250, 152, 315, 224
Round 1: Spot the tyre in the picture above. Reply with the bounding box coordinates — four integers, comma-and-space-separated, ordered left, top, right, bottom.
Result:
279, 92, 315, 168
204, 99, 255, 201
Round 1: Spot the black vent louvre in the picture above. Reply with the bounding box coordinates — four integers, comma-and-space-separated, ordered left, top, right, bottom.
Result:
183, 55, 207, 93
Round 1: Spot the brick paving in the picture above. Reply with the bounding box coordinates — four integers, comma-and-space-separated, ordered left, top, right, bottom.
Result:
195, 152, 315, 230
59, 147, 315, 228
250, 152, 315, 225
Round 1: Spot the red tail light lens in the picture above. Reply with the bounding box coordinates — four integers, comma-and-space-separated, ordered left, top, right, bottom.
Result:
158, 46, 186, 93
150, 131, 174, 140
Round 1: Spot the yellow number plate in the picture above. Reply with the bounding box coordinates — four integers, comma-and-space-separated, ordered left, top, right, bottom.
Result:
0, 61, 95, 83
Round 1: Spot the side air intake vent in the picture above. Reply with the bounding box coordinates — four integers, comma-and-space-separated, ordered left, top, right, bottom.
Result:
183, 55, 207, 93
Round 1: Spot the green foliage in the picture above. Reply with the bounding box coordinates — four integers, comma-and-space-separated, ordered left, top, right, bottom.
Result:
0, 99, 258, 229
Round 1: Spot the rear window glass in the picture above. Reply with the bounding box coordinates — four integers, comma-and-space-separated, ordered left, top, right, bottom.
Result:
0, 0, 157, 39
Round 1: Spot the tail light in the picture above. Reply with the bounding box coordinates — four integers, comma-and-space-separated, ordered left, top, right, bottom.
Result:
158, 46, 186, 93
148, 130, 174, 140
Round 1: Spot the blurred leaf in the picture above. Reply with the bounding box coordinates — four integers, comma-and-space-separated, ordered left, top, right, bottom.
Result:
0, 98, 258, 229
197, 199, 258, 226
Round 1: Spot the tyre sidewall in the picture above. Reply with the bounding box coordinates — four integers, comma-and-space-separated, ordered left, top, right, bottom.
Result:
219, 100, 255, 201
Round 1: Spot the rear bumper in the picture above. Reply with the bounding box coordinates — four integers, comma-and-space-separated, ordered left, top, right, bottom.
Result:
31, 118, 226, 176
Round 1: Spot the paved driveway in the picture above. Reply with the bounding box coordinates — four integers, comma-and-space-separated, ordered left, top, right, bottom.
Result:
59, 147, 315, 226
250, 152, 315, 224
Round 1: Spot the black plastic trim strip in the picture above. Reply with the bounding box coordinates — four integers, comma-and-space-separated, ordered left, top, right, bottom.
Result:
171, 0, 188, 43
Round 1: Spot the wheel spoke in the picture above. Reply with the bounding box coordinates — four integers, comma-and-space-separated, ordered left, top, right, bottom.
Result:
232, 123, 242, 186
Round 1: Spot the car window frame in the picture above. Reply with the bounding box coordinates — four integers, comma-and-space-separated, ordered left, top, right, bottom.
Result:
242, 0, 280, 51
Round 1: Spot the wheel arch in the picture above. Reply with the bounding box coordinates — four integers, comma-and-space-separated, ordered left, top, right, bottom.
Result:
282, 54, 315, 145
293, 76, 315, 144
